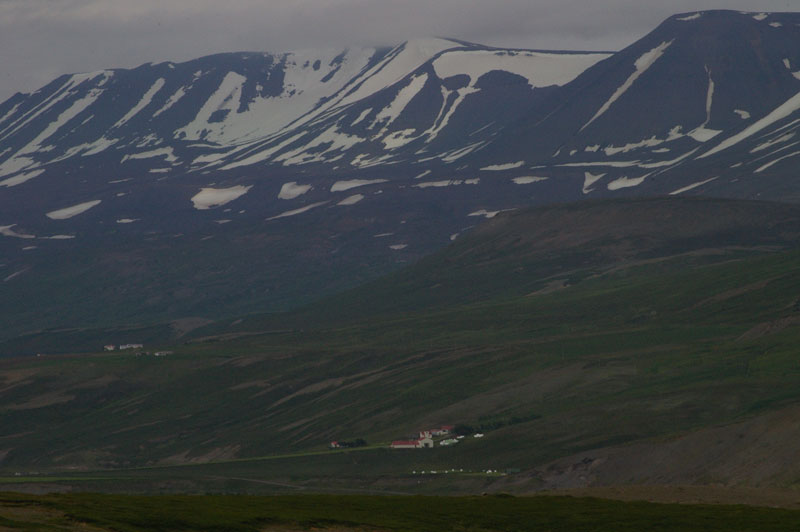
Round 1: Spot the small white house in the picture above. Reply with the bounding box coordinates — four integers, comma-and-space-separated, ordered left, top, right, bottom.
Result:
417, 436, 434, 448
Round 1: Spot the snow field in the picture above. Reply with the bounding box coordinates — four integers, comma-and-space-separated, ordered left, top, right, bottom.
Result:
433, 49, 610, 89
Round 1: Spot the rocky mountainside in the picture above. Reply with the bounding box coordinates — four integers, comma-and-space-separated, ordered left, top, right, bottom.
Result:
1, 10, 799, 338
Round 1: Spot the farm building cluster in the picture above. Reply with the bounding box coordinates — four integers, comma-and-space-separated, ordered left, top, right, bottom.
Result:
390, 426, 457, 449
103, 344, 173, 357
329, 425, 485, 451
104, 343, 143, 351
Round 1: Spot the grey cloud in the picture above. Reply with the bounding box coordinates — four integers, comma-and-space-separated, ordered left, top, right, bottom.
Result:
0, 0, 797, 101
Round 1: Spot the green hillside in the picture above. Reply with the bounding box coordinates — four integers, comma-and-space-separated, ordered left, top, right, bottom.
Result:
1, 197, 800, 494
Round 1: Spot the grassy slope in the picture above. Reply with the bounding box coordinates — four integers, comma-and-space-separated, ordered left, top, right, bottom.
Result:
1, 197, 800, 492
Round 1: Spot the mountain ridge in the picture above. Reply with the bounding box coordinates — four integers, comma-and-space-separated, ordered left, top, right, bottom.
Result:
1, 9, 799, 338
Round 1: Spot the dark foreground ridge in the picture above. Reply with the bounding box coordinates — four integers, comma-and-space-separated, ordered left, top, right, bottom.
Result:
2, 492, 800, 531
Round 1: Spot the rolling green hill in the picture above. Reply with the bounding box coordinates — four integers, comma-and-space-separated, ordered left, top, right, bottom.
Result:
1, 197, 800, 495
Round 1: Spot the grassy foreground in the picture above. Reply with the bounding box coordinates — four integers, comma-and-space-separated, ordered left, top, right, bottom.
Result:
2, 492, 800, 531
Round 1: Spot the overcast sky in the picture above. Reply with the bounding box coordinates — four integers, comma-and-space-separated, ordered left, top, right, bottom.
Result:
0, 0, 796, 102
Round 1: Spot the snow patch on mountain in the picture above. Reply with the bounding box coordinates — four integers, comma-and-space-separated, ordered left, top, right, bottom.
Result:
252, 48, 378, 134
219, 132, 306, 170
468, 209, 500, 218
0, 156, 36, 178
603, 130, 681, 155
638, 147, 699, 169
756, 150, 800, 172
330, 178, 387, 192
751, 132, 795, 153
414, 170, 432, 179
669, 176, 718, 195
276, 125, 364, 165
688, 127, 722, 142
0, 225, 36, 239
414, 178, 479, 188
0, 168, 44, 187
423, 85, 479, 141
582, 171, 606, 194
267, 200, 328, 220
372, 73, 428, 131
9, 87, 105, 169
153, 87, 187, 118
582, 40, 673, 131
0, 71, 105, 142
481, 161, 524, 171
734, 109, 751, 119
112, 78, 165, 129
561, 161, 641, 168
433, 49, 610, 89
176, 72, 246, 143
122, 147, 177, 164
4, 269, 29, 282
191, 185, 252, 210
687, 67, 722, 142
351, 108, 372, 127
46, 199, 102, 220
337, 194, 364, 205
700, 90, 800, 158
677, 13, 703, 21
440, 142, 485, 163
337, 39, 461, 109
607, 175, 648, 190
512, 176, 548, 184
382, 128, 420, 149
278, 181, 312, 199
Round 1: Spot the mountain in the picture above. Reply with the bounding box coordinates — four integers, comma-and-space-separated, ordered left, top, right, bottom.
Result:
1, 10, 799, 339
485, 9, 800, 199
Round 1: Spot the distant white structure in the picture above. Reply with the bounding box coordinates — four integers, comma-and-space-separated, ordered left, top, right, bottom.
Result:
391, 436, 434, 449
119, 343, 144, 350
103, 345, 116, 351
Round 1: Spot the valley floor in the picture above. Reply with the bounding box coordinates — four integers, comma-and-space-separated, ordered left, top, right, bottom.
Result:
2, 492, 800, 531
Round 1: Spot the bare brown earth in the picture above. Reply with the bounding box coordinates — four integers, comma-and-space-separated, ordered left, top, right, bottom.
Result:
519, 403, 800, 492
737, 316, 800, 341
